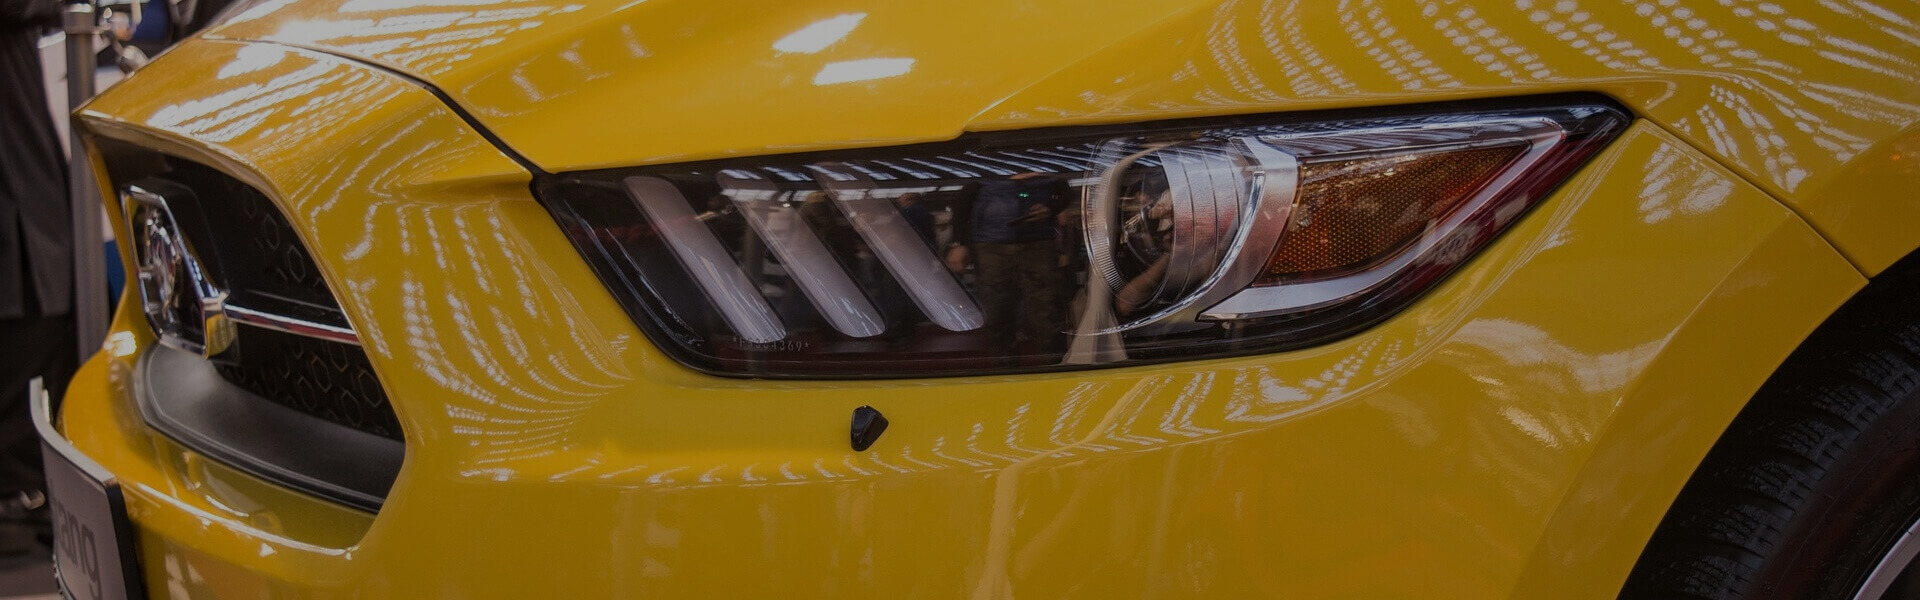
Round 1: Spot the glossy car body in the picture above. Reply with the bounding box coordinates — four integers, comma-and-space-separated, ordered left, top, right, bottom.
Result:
52, 0, 1919, 597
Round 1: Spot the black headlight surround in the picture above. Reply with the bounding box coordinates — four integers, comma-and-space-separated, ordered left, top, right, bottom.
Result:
534, 96, 1630, 379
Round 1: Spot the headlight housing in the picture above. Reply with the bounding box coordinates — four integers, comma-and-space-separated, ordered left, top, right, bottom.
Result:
537, 102, 1627, 377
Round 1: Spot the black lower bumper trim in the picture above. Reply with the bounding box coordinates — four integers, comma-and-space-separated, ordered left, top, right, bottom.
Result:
135, 346, 403, 512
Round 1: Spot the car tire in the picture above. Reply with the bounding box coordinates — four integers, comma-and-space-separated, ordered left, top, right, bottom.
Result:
1621, 253, 1920, 600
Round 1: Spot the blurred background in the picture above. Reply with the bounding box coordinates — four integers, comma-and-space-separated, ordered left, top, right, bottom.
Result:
2, 0, 236, 595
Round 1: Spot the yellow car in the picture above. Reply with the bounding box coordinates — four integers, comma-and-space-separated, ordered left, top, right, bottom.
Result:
35, 0, 1920, 598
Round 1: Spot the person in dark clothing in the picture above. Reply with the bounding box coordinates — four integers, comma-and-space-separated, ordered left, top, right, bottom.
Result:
944, 173, 1068, 362
0, 0, 78, 557
894, 192, 936, 250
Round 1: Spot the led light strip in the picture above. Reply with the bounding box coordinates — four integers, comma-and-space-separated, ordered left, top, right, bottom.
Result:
624, 176, 787, 344
718, 171, 888, 338
811, 163, 984, 332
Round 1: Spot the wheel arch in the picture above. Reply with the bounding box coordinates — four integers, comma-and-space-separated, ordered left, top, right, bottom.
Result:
1508, 214, 1874, 597
1612, 241, 1920, 597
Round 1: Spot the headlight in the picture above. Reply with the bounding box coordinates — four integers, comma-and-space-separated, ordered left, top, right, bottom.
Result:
536, 102, 1627, 377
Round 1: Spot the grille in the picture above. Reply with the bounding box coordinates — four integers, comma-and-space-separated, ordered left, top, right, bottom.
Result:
100, 141, 406, 510
143, 157, 400, 439
213, 325, 402, 440
161, 159, 351, 328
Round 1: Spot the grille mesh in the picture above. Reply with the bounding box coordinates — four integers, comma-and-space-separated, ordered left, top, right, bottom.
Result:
154, 158, 402, 441
163, 159, 349, 327
214, 325, 402, 440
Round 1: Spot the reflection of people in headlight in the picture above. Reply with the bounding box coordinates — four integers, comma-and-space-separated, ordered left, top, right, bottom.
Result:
894, 192, 936, 250
946, 173, 1069, 361
799, 191, 859, 256
1115, 255, 1170, 317
697, 193, 746, 247
1115, 188, 1177, 317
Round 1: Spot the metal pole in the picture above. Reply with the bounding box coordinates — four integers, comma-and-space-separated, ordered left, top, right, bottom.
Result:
64, 2, 108, 365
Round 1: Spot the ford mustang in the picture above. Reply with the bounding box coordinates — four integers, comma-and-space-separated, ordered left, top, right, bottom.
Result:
35, 0, 1920, 597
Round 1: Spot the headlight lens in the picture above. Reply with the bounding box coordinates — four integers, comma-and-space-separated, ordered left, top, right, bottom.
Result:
537, 103, 1627, 377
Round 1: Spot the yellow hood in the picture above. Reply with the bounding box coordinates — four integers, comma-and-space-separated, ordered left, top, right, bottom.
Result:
205, 0, 1920, 249
204, 0, 1215, 171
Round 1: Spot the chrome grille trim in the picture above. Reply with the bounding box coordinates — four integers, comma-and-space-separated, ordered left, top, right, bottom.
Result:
223, 303, 360, 346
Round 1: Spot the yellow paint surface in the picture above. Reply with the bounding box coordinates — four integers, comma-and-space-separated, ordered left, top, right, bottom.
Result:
58, 37, 1878, 597
205, 0, 1920, 272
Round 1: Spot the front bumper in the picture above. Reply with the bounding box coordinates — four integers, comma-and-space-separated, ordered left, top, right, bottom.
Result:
56, 38, 1867, 598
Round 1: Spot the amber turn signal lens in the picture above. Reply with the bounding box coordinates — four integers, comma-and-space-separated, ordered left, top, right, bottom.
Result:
1261, 145, 1525, 284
